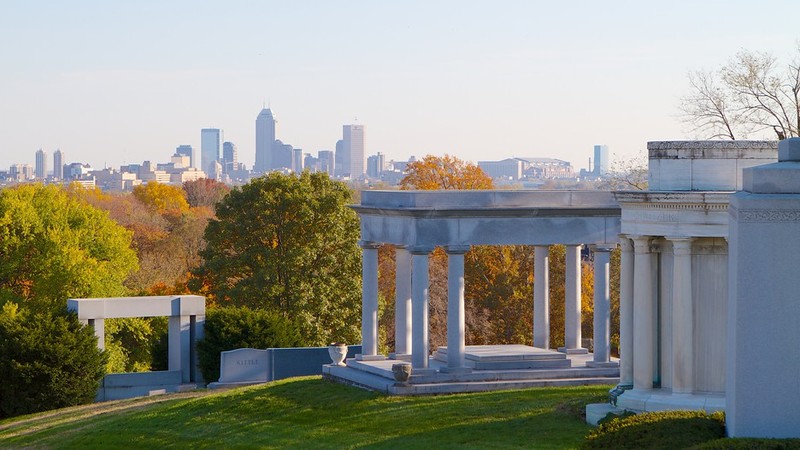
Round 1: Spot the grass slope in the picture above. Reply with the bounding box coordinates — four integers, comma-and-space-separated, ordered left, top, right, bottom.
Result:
0, 377, 608, 449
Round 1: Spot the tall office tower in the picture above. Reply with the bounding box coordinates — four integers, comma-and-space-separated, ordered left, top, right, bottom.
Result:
593, 144, 609, 176
176, 145, 197, 169
318, 150, 334, 177
35, 149, 48, 179
255, 108, 276, 173
334, 140, 345, 177
222, 141, 237, 174
53, 149, 63, 180
292, 148, 304, 172
343, 125, 365, 179
201, 128, 221, 176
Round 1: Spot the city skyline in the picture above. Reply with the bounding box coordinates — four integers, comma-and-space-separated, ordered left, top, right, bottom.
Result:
2, 2, 800, 171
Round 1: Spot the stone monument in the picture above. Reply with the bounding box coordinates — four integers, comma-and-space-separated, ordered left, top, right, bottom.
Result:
727, 137, 800, 438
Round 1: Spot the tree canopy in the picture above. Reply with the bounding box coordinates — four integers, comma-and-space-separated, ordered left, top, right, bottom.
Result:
400, 154, 493, 190
192, 172, 361, 346
680, 47, 800, 140
0, 184, 138, 313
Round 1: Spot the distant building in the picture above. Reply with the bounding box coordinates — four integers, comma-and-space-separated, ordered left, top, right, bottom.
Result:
594, 145, 609, 176
35, 149, 47, 180
303, 153, 318, 172
272, 139, 293, 170
292, 148, 304, 172
9, 163, 34, 182
478, 158, 524, 180
367, 152, 385, 179
318, 150, 334, 176
201, 128, 221, 176
53, 149, 64, 180
176, 145, 196, 169
342, 125, 365, 178
255, 108, 276, 173
521, 157, 574, 179
334, 140, 345, 177
222, 141, 238, 174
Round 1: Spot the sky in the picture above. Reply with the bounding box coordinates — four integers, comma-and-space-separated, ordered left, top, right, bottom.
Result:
2, 1, 800, 173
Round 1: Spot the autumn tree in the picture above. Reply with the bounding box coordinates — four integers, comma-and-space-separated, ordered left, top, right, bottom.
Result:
183, 178, 230, 209
0, 184, 138, 314
133, 181, 190, 218
680, 47, 800, 139
192, 172, 361, 346
400, 154, 493, 190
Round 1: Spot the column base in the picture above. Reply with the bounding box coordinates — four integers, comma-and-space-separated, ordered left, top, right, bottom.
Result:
439, 366, 472, 374
355, 354, 387, 362
586, 360, 619, 368
557, 347, 589, 355
389, 353, 412, 361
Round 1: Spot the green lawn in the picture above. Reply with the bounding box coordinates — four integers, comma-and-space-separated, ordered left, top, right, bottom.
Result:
0, 377, 609, 449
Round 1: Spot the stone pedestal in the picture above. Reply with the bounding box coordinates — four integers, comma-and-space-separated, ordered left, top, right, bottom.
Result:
727, 137, 800, 438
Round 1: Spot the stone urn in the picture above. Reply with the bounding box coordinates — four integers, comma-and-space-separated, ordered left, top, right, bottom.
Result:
392, 363, 412, 384
328, 343, 348, 366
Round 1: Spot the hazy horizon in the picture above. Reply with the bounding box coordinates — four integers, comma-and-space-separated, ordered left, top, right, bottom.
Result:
2, 1, 799, 172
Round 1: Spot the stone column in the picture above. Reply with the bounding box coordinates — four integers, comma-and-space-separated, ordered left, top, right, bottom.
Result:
533, 245, 550, 349
393, 246, 412, 359
632, 236, 655, 391
669, 237, 694, 394
560, 245, 586, 354
618, 236, 634, 388
445, 245, 471, 373
411, 246, 433, 370
357, 240, 382, 360
169, 314, 191, 382
87, 318, 105, 350
588, 245, 617, 367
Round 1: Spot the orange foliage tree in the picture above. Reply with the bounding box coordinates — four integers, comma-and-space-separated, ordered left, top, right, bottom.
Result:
399, 154, 493, 190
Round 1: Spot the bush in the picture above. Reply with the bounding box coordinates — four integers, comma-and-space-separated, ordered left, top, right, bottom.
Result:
197, 306, 303, 382
583, 410, 725, 449
694, 438, 800, 449
0, 303, 107, 418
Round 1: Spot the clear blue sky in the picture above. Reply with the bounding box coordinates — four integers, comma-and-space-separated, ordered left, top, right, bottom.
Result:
2, 1, 799, 172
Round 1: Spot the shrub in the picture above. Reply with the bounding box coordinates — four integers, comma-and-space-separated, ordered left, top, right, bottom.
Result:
583, 410, 725, 449
0, 303, 107, 418
197, 306, 303, 382
694, 438, 800, 449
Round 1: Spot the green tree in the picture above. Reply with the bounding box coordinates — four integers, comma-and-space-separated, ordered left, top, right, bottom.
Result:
0, 303, 107, 418
192, 172, 361, 346
0, 184, 138, 313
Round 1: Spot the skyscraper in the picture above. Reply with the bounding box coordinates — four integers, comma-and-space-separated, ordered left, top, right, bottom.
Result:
334, 140, 345, 177
255, 108, 276, 173
292, 148, 304, 172
318, 150, 335, 177
35, 149, 47, 179
593, 145, 609, 176
201, 129, 221, 176
53, 149, 63, 180
343, 124, 365, 178
222, 141, 238, 174
176, 145, 196, 169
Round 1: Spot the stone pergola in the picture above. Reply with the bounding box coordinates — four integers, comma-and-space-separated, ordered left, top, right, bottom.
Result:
352, 190, 622, 373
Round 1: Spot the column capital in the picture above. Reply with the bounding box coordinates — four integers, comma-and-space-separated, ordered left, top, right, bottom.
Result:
358, 240, 381, 250
666, 236, 693, 255
590, 244, 616, 253
619, 235, 634, 252
408, 245, 435, 255
445, 245, 470, 255
630, 235, 652, 254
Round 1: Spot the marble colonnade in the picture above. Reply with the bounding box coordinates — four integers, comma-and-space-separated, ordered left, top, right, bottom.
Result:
356, 241, 618, 372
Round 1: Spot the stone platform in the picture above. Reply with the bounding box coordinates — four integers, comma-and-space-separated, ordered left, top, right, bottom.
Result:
323, 345, 619, 395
